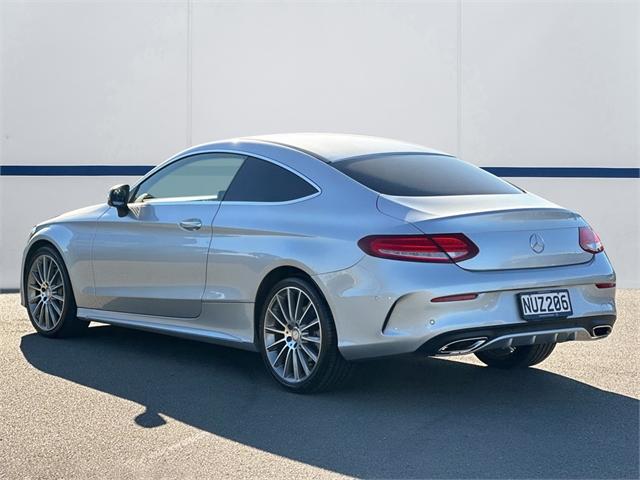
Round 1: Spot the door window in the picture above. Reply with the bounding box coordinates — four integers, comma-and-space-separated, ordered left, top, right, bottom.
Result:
132, 153, 246, 202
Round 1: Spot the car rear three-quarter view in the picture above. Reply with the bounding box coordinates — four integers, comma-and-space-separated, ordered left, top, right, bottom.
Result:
20, 133, 616, 392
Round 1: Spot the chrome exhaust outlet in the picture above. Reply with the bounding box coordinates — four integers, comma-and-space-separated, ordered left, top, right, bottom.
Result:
438, 337, 488, 355
591, 325, 612, 338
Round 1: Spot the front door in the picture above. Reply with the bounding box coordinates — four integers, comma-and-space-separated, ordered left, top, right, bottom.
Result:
91, 152, 246, 318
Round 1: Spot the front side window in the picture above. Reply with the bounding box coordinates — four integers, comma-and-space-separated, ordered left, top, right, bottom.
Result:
333, 154, 522, 197
223, 157, 318, 202
132, 153, 245, 202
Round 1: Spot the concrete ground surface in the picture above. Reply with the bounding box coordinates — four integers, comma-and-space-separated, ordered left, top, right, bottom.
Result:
0, 291, 638, 479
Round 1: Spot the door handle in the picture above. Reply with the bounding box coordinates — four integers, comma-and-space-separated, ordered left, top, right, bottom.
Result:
179, 219, 202, 231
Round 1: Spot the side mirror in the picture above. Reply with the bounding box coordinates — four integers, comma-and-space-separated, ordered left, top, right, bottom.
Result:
108, 184, 130, 216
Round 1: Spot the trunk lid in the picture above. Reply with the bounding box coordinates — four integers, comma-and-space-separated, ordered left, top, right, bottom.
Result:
377, 193, 592, 271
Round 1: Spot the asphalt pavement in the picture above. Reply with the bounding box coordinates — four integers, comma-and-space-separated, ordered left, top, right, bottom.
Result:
0, 291, 638, 479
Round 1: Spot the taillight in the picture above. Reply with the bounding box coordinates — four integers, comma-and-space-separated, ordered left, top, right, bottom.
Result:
358, 234, 478, 263
579, 226, 604, 254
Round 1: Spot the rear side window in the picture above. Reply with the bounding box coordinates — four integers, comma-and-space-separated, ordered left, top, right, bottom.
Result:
224, 157, 318, 202
333, 154, 522, 196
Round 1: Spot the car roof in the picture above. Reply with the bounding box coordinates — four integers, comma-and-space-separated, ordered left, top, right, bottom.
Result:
244, 133, 449, 162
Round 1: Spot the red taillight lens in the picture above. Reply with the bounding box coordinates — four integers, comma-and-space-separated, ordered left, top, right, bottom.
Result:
579, 226, 604, 254
358, 234, 478, 263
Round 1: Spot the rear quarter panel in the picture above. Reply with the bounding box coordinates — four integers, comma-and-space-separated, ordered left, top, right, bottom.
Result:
205, 148, 418, 303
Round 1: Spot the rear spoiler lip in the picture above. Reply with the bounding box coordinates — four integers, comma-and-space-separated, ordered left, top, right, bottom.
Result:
376, 193, 581, 225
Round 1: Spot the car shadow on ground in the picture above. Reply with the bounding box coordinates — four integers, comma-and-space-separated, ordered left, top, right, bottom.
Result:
20, 325, 639, 479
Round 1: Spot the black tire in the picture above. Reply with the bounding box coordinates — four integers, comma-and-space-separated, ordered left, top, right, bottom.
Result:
24, 245, 88, 338
258, 277, 351, 393
474, 343, 556, 369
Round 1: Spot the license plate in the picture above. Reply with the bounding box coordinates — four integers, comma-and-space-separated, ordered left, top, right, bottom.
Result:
518, 290, 572, 320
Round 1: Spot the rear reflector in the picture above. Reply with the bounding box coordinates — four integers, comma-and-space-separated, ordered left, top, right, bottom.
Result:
431, 293, 479, 303
358, 234, 478, 263
579, 226, 604, 254
595, 283, 616, 289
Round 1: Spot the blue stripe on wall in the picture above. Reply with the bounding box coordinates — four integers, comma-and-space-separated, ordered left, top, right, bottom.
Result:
484, 167, 639, 178
0, 165, 638, 178
0, 165, 153, 176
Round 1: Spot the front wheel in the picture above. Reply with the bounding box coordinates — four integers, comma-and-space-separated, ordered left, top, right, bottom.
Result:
24, 245, 88, 337
258, 277, 351, 393
474, 343, 556, 369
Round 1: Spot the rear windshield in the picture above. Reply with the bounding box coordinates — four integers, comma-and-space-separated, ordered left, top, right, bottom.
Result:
333, 154, 522, 196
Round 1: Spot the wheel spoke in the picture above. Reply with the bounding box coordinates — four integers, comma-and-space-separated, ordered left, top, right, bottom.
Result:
43, 302, 50, 327
271, 344, 288, 367
31, 271, 42, 286
300, 319, 319, 332
299, 343, 318, 363
302, 335, 321, 344
47, 304, 57, 325
49, 267, 60, 284
286, 289, 295, 325
50, 300, 62, 316
36, 260, 45, 285
33, 300, 44, 320
297, 302, 312, 324
43, 257, 50, 284
268, 308, 287, 329
293, 289, 302, 323
265, 326, 285, 335
296, 349, 310, 376
266, 338, 286, 350
51, 294, 64, 302
292, 348, 300, 380
275, 294, 290, 324
283, 349, 292, 378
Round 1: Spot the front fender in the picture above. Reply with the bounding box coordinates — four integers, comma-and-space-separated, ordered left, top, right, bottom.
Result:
20, 221, 100, 309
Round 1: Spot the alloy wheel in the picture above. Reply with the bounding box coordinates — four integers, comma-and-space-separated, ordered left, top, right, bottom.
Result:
263, 286, 322, 383
27, 254, 65, 331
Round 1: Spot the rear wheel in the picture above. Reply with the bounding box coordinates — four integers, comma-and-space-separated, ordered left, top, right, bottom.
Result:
258, 277, 351, 393
474, 343, 556, 369
25, 245, 88, 337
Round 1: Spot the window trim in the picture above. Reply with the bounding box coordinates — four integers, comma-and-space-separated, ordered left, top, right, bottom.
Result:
132, 195, 221, 206
129, 149, 321, 206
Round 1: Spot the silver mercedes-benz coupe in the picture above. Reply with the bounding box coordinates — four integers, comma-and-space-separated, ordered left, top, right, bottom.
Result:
21, 133, 616, 392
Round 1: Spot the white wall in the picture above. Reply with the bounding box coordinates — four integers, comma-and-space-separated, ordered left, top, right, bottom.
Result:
1, 0, 638, 288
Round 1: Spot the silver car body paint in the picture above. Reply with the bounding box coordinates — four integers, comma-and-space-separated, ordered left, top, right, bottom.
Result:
20, 134, 616, 360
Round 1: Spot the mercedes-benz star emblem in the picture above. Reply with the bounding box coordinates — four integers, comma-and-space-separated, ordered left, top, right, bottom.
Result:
529, 233, 545, 254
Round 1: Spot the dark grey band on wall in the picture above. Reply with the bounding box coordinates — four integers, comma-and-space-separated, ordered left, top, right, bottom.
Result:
0, 165, 638, 178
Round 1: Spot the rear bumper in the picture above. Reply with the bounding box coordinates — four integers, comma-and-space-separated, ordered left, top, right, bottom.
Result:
417, 314, 615, 356
313, 252, 616, 360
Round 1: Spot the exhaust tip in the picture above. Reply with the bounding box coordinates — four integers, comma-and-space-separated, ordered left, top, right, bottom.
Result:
592, 325, 612, 338
438, 337, 488, 355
